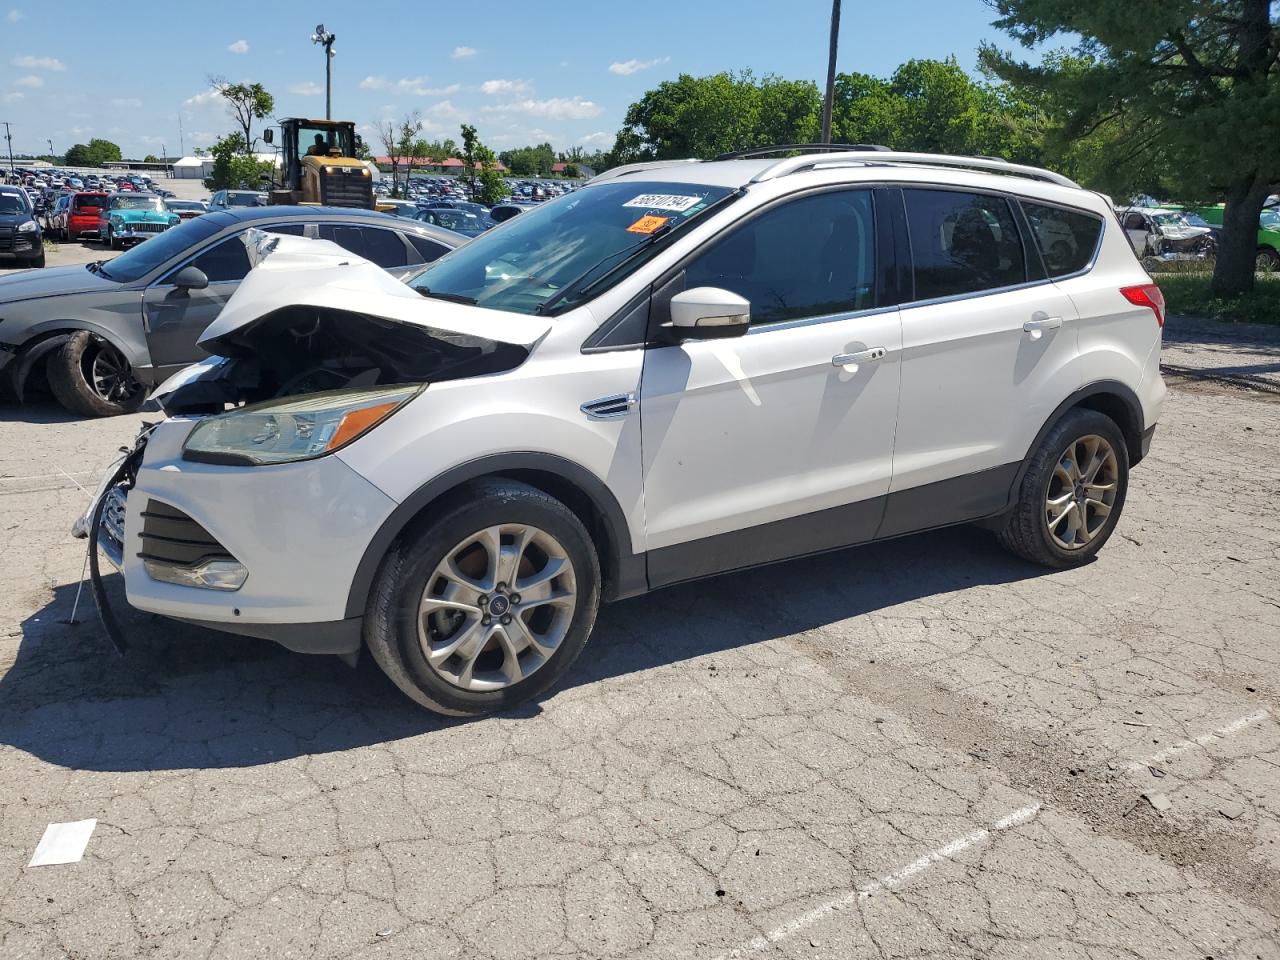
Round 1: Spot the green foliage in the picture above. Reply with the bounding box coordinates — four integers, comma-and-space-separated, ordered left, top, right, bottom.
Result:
64, 139, 123, 167
981, 1, 1280, 295
561, 163, 580, 179
213, 78, 275, 153
1158, 271, 1280, 325
203, 133, 273, 191
378, 113, 424, 198
500, 142, 556, 177
460, 124, 511, 205
613, 70, 821, 161
143, 154, 161, 164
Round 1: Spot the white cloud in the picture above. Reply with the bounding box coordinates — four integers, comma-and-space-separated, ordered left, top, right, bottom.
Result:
227, 39, 249, 54
289, 81, 323, 96
1, 91, 23, 103
396, 77, 461, 96
452, 46, 477, 59
185, 87, 223, 107
7, 9, 21, 22
15, 74, 43, 88
12, 54, 66, 71
360, 75, 389, 90
578, 131, 613, 147
111, 97, 142, 108
608, 56, 670, 76
479, 79, 530, 96
428, 100, 461, 117
482, 96, 602, 121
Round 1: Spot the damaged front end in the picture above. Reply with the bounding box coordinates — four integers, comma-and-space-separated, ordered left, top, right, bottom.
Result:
149, 229, 549, 417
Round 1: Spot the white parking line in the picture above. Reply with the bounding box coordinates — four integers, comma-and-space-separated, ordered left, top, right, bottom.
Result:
1127, 708, 1271, 773
719, 803, 1042, 958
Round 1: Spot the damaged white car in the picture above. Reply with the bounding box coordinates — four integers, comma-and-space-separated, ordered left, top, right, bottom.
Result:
79, 148, 1165, 715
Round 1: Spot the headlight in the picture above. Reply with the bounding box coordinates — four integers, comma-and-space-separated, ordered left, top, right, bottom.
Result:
17, 219, 39, 233
182, 384, 422, 466
169, 216, 180, 225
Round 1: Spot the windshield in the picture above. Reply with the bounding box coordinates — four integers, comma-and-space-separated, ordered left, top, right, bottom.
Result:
96, 215, 225, 283
111, 195, 166, 212
408, 180, 734, 315
0, 192, 30, 215
426, 209, 485, 232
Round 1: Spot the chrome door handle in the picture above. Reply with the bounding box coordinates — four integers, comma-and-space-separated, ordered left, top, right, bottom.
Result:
1023, 316, 1063, 340
832, 347, 887, 368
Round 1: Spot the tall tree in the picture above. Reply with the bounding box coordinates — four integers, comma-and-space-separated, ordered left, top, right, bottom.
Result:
377, 112, 422, 198
64, 139, 123, 167
981, 1, 1280, 295
210, 77, 275, 155
459, 124, 510, 205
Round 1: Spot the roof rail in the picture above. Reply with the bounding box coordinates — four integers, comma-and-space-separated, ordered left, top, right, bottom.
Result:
712, 143, 890, 161
584, 158, 700, 186
750, 151, 1080, 189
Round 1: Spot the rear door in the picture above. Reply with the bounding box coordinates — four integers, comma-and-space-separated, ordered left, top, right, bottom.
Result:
884, 187, 1080, 535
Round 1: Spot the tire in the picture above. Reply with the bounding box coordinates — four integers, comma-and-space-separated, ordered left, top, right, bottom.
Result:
47, 331, 145, 417
997, 408, 1129, 568
365, 478, 601, 716
107, 226, 122, 251
25, 251, 45, 268
1257, 248, 1280, 273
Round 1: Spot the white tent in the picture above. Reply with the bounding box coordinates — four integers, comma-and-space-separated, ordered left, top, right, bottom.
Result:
172, 156, 212, 180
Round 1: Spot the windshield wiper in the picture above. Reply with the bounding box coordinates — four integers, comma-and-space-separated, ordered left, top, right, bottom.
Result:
535, 224, 673, 316
416, 286, 477, 305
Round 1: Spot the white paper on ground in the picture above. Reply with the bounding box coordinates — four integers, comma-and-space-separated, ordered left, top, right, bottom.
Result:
28, 819, 97, 867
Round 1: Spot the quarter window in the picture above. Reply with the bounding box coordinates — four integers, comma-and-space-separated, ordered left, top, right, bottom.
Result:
318, 224, 409, 268
904, 189, 1026, 301
683, 190, 876, 326
407, 234, 451, 263
1021, 201, 1103, 278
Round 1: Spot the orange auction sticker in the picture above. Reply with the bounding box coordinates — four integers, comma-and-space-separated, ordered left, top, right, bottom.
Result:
627, 214, 670, 234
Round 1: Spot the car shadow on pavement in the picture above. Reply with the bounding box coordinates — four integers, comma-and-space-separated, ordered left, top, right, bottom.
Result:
0, 398, 81, 425
0, 525, 1047, 773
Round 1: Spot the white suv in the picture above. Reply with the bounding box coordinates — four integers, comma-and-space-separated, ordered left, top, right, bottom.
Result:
81, 148, 1166, 716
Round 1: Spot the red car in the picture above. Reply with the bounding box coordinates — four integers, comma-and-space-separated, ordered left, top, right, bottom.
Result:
63, 192, 109, 240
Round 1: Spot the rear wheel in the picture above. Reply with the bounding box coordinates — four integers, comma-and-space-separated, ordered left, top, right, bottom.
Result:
365, 479, 600, 716
47, 331, 145, 417
997, 409, 1129, 568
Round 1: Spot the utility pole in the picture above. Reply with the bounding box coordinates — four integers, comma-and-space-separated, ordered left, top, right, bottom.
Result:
46, 138, 54, 160
2, 122, 14, 176
311, 24, 336, 121
178, 115, 185, 157
820, 0, 841, 144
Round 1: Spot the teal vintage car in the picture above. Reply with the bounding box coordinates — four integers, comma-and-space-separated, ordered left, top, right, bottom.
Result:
98, 193, 180, 250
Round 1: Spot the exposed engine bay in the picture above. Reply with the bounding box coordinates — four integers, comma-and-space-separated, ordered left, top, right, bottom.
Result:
150, 305, 529, 417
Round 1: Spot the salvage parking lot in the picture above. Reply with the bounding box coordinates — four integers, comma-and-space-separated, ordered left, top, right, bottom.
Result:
1, 320, 1278, 958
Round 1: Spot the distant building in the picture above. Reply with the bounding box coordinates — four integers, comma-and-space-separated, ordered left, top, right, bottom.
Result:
552, 162, 594, 179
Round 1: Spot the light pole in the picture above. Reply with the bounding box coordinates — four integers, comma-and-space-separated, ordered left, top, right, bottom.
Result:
2, 122, 14, 176
310, 24, 336, 121
46, 138, 54, 160
820, 0, 841, 144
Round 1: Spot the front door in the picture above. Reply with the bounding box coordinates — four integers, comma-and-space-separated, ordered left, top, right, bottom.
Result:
638, 188, 902, 586
884, 187, 1080, 536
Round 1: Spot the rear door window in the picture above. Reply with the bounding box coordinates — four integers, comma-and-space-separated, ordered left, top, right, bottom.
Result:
361, 227, 409, 268
1020, 201, 1103, 277
903, 189, 1026, 301
318, 223, 365, 259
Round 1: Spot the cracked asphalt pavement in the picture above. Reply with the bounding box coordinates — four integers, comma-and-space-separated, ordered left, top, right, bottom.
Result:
1, 317, 1278, 959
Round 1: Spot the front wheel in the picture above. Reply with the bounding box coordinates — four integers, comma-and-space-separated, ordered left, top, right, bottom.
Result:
1258, 248, 1280, 273
997, 409, 1129, 568
47, 331, 146, 417
365, 479, 601, 716
25, 250, 45, 268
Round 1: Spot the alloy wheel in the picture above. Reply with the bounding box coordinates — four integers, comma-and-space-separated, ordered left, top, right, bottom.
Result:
417, 523, 577, 691
1045, 434, 1119, 550
84, 339, 139, 404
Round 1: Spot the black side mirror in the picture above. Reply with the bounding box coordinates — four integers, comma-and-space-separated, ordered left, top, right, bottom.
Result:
263, 128, 274, 145
171, 266, 209, 290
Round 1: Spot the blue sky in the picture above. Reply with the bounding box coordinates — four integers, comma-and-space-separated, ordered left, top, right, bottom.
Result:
2, 0, 1028, 159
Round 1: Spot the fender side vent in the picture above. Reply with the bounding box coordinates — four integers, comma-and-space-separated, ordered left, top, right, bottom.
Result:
581, 393, 635, 420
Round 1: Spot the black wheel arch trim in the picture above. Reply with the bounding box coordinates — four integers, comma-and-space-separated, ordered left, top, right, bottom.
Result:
1009, 380, 1146, 503
344, 452, 638, 620
6, 324, 144, 399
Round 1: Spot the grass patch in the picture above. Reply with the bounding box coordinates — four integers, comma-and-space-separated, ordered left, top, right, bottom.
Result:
1156, 269, 1280, 326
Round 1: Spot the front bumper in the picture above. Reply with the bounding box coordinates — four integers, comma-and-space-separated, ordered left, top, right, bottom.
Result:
85, 417, 397, 655
112, 223, 173, 241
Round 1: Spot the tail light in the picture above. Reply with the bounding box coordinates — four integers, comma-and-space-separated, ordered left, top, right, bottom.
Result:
1120, 283, 1165, 327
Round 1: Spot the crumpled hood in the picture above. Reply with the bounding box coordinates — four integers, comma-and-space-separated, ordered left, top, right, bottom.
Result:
0, 263, 119, 304
198, 230, 551, 355
1156, 223, 1211, 241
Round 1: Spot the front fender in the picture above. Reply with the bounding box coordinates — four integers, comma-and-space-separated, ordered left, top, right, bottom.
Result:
13, 305, 150, 380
